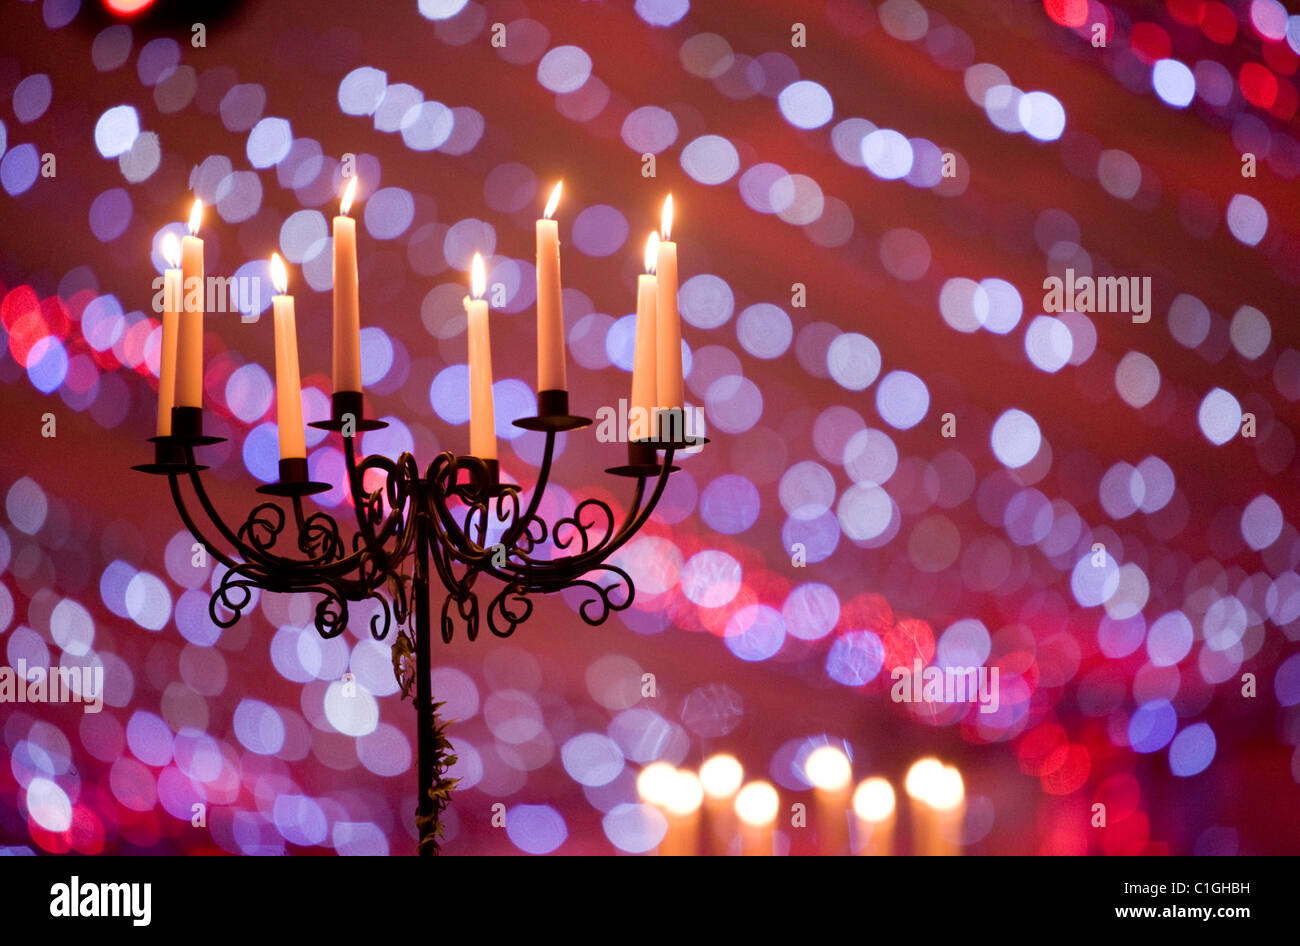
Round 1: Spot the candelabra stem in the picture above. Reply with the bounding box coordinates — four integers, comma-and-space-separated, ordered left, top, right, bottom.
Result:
413, 505, 437, 856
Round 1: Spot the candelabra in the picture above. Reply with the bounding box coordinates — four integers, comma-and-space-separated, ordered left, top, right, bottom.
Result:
135, 393, 703, 854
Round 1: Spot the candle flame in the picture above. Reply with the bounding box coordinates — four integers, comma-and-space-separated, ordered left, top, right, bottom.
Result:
471, 252, 486, 299
930, 765, 965, 811
543, 180, 562, 219
734, 780, 779, 826
852, 777, 896, 823
340, 176, 358, 216
644, 231, 659, 274
661, 194, 673, 242
188, 199, 203, 236
161, 233, 181, 269
271, 253, 288, 295
904, 757, 945, 802
699, 754, 743, 799
805, 746, 852, 792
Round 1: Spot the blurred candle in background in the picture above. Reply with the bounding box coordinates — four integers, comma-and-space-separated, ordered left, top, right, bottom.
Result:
332, 176, 362, 394
269, 254, 305, 461
929, 764, 966, 856
805, 745, 852, 856
662, 769, 703, 857
156, 233, 182, 436
175, 199, 205, 409
636, 761, 678, 855
734, 780, 778, 856
699, 753, 743, 856
464, 253, 496, 461
654, 195, 683, 412
852, 777, 896, 856
535, 181, 565, 397
905, 758, 965, 855
630, 232, 659, 441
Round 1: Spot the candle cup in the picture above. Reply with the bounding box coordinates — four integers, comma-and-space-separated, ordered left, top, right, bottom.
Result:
149, 437, 185, 466
455, 457, 500, 498
308, 390, 388, 434
513, 388, 592, 433
255, 457, 331, 497
604, 439, 680, 479
168, 406, 223, 446
537, 389, 570, 419
651, 407, 710, 450
278, 458, 310, 483
132, 435, 200, 475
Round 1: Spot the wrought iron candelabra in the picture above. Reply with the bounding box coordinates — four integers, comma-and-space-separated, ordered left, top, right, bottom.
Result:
135, 391, 702, 854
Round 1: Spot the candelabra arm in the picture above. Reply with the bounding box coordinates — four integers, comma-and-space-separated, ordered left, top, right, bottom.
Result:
178, 444, 281, 568
507, 444, 676, 581
341, 434, 415, 561
167, 471, 241, 572
422, 453, 495, 561
496, 430, 557, 551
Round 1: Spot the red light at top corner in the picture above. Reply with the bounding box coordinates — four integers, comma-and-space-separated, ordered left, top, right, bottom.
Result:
104, 0, 156, 16
1165, 0, 1201, 26
1045, 0, 1089, 28
1198, 1, 1239, 44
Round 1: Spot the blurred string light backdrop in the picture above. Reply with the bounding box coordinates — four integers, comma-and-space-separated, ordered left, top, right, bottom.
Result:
0, 0, 1298, 855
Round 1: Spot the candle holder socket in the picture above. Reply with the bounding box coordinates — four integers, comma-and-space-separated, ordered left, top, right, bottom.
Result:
606, 439, 680, 478
132, 436, 208, 475
169, 406, 226, 446
309, 390, 389, 434
256, 457, 331, 496
514, 388, 591, 432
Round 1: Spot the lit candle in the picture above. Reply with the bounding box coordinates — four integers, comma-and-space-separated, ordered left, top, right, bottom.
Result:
175, 199, 205, 408
699, 753, 743, 856
734, 780, 778, 856
464, 253, 496, 461
906, 758, 964, 855
630, 232, 659, 442
852, 777, 896, 856
156, 233, 182, 436
661, 769, 703, 857
929, 764, 966, 856
332, 177, 362, 394
535, 180, 565, 397
655, 195, 683, 412
270, 254, 306, 461
636, 761, 678, 854
805, 745, 852, 856
905, 757, 943, 856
